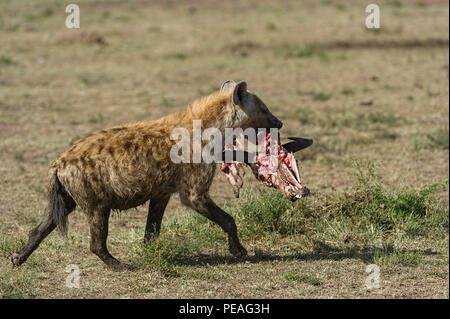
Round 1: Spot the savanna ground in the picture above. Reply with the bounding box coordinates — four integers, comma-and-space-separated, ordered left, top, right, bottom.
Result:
0, 0, 448, 299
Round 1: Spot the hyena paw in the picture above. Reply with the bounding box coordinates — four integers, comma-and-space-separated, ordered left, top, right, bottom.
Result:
230, 244, 247, 258
10, 252, 24, 267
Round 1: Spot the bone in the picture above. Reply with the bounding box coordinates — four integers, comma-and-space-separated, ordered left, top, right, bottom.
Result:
219, 132, 311, 201
220, 161, 244, 197
220, 150, 256, 164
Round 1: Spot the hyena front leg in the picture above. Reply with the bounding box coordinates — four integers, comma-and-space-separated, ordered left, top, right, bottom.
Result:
181, 193, 247, 258
144, 194, 171, 243
11, 197, 76, 266
88, 209, 130, 271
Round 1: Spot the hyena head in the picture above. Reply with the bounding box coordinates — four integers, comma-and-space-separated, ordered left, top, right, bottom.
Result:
221, 80, 283, 130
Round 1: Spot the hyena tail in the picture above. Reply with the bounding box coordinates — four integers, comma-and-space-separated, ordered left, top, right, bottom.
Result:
50, 171, 70, 237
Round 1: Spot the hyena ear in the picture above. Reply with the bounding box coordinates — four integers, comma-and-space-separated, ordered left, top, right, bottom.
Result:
232, 81, 247, 106
220, 80, 235, 91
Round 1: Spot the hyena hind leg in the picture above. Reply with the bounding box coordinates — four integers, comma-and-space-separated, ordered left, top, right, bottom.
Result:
144, 195, 171, 243
182, 193, 247, 258
88, 209, 132, 271
10, 197, 76, 267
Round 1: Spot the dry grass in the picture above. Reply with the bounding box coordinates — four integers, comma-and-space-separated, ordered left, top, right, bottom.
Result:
0, 0, 448, 298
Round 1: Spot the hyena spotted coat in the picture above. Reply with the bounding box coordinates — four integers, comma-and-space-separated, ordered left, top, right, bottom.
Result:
11, 80, 283, 270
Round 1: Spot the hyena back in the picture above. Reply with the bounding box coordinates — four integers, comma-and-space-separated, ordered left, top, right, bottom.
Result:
11, 80, 282, 270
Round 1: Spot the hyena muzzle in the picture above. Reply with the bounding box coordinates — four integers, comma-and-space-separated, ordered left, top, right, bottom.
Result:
10, 80, 312, 270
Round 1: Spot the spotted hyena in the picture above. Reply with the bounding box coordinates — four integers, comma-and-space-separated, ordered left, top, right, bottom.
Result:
10, 80, 296, 270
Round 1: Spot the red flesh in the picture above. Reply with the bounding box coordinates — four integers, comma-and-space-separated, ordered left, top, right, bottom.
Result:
220, 131, 310, 200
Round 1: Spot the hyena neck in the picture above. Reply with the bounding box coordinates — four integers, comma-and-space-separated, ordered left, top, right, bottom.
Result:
139, 89, 236, 135
184, 89, 236, 130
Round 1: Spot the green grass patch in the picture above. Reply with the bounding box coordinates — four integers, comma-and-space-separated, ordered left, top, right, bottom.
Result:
235, 188, 296, 239
427, 127, 449, 150
284, 272, 322, 285
231, 160, 448, 245
132, 235, 188, 276
313, 92, 332, 101
265, 22, 277, 31
164, 52, 187, 60
374, 247, 424, 268
0, 272, 35, 298
125, 160, 435, 262
374, 131, 398, 140
341, 88, 355, 95
0, 235, 26, 258
0, 56, 15, 66
315, 161, 446, 235
276, 45, 328, 60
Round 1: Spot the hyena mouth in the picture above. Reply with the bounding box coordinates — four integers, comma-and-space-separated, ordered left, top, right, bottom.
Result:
220, 130, 312, 201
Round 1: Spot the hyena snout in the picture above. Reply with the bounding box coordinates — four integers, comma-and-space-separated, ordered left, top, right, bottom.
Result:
273, 118, 283, 129
263, 106, 283, 130
265, 114, 283, 129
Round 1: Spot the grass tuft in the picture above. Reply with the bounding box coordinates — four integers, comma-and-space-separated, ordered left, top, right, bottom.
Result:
132, 236, 188, 276
233, 160, 447, 245
276, 45, 328, 60
0, 56, 15, 66
0, 272, 35, 298
427, 127, 449, 150
235, 188, 294, 239
0, 235, 26, 258
284, 272, 322, 285
374, 247, 424, 268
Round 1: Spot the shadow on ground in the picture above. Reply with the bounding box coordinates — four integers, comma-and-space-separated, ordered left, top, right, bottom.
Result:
171, 241, 440, 267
